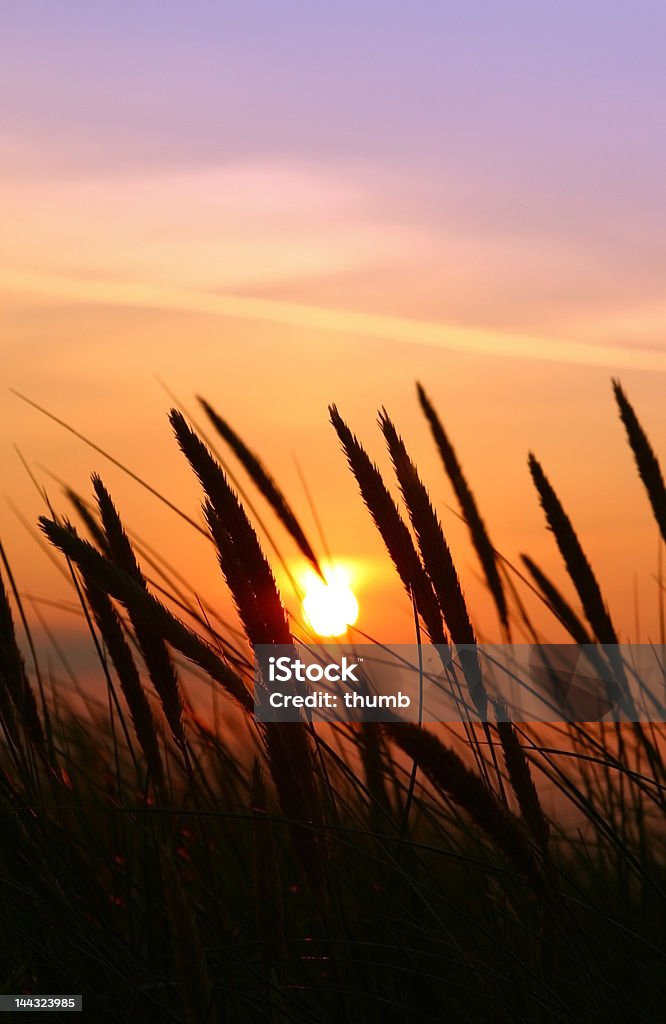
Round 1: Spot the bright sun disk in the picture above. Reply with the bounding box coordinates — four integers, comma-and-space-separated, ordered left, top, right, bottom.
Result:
302, 566, 359, 637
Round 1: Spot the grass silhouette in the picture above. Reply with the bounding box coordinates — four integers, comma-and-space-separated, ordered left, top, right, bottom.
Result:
0, 380, 664, 1022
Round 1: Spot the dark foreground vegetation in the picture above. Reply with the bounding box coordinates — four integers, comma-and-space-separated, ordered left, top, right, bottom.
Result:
1, 380, 665, 1022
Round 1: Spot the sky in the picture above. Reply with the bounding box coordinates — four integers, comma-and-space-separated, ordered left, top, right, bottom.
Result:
1, 3, 665, 650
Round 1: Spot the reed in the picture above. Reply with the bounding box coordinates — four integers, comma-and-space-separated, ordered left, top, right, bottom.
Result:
199, 396, 324, 577
520, 554, 593, 644
82, 576, 166, 798
528, 454, 618, 646
38, 518, 253, 711
528, 454, 641, 726
170, 411, 292, 647
612, 379, 666, 544
169, 411, 325, 889
64, 487, 110, 553
494, 710, 549, 849
93, 475, 187, 748
379, 410, 486, 718
417, 383, 509, 633
0, 572, 46, 757
383, 721, 540, 884
1, 375, 663, 1023
329, 404, 447, 646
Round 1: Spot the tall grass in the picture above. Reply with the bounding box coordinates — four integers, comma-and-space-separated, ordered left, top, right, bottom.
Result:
0, 378, 664, 1022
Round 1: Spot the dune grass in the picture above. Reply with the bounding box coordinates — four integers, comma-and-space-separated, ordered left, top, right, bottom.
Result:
0, 379, 665, 1022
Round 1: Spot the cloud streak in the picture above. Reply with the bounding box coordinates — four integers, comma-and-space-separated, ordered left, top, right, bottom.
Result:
3, 267, 664, 373
0, 163, 414, 289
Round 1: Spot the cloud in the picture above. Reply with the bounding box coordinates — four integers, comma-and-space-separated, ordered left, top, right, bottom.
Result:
1, 158, 664, 374
0, 161, 423, 289
2, 265, 664, 373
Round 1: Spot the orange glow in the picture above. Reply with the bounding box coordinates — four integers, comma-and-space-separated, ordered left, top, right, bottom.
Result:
1, 163, 664, 648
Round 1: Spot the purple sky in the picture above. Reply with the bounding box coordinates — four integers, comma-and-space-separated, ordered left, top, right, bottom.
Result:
3, 3, 666, 350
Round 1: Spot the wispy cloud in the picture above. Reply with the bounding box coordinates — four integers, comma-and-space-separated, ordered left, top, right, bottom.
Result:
2, 265, 664, 373
2, 160, 664, 373
0, 162, 422, 289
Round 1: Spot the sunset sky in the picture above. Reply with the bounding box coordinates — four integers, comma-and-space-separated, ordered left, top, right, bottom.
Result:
1, 3, 665, 649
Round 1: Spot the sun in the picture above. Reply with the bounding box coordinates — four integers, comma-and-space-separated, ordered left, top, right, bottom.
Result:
302, 565, 359, 638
